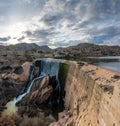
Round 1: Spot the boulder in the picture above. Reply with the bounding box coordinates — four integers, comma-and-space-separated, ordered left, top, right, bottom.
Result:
40, 75, 50, 89
1, 62, 32, 84
13, 66, 23, 74
40, 86, 53, 103
33, 66, 39, 78
49, 111, 73, 126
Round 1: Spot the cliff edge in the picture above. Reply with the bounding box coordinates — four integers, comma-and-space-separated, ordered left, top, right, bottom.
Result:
50, 61, 120, 126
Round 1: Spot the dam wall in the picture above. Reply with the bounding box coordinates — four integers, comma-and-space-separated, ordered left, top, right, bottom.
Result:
64, 61, 120, 126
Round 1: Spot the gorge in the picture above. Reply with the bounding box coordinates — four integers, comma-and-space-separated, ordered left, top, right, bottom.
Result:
0, 58, 120, 126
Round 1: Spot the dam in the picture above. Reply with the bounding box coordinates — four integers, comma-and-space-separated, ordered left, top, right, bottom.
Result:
2, 58, 120, 126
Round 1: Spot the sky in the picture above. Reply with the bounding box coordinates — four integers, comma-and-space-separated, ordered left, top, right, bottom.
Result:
0, 0, 120, 48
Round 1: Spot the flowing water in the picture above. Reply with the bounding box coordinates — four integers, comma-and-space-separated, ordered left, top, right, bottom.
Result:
2, 59, 62, 115
37, 59, 61, 106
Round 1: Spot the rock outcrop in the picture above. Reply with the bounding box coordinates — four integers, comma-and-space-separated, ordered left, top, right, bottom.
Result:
53, 61, 120, 126
0, 62, 33, 115
17, 75, 58, 117
30, 75, 53, 103
0, 58, 120, 126
54, 43, 120, 58
1, 62, 32, 84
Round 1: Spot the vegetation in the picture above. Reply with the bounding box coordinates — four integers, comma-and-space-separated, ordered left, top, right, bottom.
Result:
59, 63, 68, 97
12, 51, 19, 57
0, 115, 15, 126
0, 114, 53, 126
23, 51, 32, 61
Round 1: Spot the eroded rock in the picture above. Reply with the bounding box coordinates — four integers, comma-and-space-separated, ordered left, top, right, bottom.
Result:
1, 62, 32, 84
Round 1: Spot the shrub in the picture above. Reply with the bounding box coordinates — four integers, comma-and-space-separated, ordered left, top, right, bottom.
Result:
23, 51, 32, 61
0, 115, 15, 126
19, 116, 53, 126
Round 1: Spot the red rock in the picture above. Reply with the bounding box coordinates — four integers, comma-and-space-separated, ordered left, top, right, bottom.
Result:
40, 86, 53, 103
40, 75, 50, 89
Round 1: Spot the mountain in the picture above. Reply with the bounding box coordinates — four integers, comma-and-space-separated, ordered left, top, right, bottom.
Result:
1, 43, 120, 61
0, 43, 53, 55
54, 43, 120, 58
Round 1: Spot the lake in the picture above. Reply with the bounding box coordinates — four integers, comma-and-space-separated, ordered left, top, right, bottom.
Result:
89, 56, 120, 73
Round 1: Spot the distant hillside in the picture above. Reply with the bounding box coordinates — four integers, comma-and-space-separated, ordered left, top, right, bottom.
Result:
1, 43, 120, 61
54, 43, 120, 58
0, 43, 53, 55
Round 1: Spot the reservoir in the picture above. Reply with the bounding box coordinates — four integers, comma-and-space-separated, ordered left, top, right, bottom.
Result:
90, 56, 120, 73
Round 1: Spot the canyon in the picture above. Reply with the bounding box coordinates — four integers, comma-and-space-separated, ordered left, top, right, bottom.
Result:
0, 58, 120, 126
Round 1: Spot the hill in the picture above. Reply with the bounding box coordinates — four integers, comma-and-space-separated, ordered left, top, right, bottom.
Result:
1, 43, 120, 63
54, 43, 120, 58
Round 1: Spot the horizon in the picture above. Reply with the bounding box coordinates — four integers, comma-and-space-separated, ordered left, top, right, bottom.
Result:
1, 42, 120, 49
0, 0, 120, 48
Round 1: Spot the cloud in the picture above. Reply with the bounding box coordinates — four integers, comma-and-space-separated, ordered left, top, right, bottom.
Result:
17, 36, 25, 41
1, 0, 120, 47
0, 36, 11, 41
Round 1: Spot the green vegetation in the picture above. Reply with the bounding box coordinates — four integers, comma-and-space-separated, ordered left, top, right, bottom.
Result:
59, 63, 68, 97
38, 50, 43, 53
23, 51, 32, 61
12, 51, 19, 57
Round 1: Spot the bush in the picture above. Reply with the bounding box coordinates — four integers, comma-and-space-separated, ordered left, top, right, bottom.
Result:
0, 114, 53, 126
19, 116, 53, 126
0, 115, 15, 126
23, 51, 32, 61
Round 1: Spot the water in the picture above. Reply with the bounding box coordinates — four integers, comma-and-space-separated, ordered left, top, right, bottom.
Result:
2, 98, 18, 115
2, 68, 47, 115
2, 59, 61, 115
92, 56, 120, 73
90, 56, 120, 60
38, 59, 61, 106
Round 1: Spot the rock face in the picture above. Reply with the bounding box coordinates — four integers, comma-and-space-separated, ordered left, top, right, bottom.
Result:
61, 61, 120, 126
0, 58, 120, 126
0, 62, 32, 115
30, 75, 53, 103
1, 62, 32, 84
0, 80, 20, 115
17, 75, 58, 117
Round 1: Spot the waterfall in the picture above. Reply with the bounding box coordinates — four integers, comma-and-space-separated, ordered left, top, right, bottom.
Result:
15, 65, 46, 104
2, 58, 62, 115
40, 59, 60, 91
15, 59, 61, 104
36, 59, 61, 106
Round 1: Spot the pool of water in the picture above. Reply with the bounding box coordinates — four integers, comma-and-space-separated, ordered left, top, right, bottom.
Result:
2, 98, 18, 115
91, 56, 120, 73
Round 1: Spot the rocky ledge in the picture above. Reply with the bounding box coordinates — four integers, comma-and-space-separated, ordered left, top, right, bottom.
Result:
0, 59, 120, 126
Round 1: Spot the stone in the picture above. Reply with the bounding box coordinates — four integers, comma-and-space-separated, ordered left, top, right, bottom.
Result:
40, 75, 50, 89
40, 86, 53, 103
2, 62, 32, 84
13, 66, 23, 74
64, 62, 120, 126
58, 111, 66, 119
33, 66, 39, 77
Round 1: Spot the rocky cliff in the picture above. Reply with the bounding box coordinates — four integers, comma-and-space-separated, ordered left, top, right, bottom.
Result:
0, 59, 120, 126
51, 61, 120, 126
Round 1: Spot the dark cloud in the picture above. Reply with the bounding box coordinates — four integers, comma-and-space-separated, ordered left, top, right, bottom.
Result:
25, 28, 55, 38
1, 0, 120, 46
0, 36, 11, 41
41, 14, 63, 26
51, 40, 83, 47
17, 36, 25, 41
